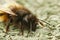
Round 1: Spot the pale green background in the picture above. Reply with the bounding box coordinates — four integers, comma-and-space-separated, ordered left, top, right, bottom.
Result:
0, 0, 60, 40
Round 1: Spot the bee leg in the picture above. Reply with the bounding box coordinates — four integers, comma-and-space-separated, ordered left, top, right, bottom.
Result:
27, 22, 33, 37
5, 20, 11, 33
32, 23, 36, 31
19, 22, 24, 35
3, 21, 10, 37
6, 25, 9, 33
28, 22, 32, 34
30, 22, 32, 33
20, 24, 23, 35
28, 23, 32, 33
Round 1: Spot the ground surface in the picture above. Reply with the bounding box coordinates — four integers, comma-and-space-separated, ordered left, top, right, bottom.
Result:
0, 0, 60, 40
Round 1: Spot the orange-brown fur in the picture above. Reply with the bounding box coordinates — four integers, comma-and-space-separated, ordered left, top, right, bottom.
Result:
0, 11, 9, 22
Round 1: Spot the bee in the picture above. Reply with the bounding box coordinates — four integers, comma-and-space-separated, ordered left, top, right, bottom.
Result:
0, 0, 44, 35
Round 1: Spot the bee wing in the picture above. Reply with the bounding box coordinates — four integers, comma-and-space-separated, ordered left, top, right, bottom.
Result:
0, 0, 23, 16
0, 0, 22, 16
0, 6, 16, 15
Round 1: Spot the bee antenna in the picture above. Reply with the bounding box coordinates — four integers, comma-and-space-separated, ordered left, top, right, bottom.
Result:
40, 20, 54, 26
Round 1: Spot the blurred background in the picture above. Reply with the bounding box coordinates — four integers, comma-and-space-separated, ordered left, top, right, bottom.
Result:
0, 0, 60, 40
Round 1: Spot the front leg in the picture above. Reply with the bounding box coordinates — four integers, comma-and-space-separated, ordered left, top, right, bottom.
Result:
28, 22, 32, 33
19, 22, 24, 35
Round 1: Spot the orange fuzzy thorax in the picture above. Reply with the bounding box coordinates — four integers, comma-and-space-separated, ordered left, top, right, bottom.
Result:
0, 15, 8, 22
0, 10, 9, 22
